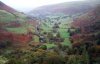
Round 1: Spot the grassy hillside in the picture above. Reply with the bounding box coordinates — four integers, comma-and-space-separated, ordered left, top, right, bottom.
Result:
0, 10, 28, 22
0, 10, 35, 34
29, 1, 93, 17
0, 10, 16, 22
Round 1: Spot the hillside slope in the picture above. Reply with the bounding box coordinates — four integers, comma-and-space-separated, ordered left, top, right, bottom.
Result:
0, 1, 16, 13
29, 1, 94, 17
0, 1, 38, 46
71, 5, 100, 48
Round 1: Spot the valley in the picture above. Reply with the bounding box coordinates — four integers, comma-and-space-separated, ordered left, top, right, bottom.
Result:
0, 1, 100, 64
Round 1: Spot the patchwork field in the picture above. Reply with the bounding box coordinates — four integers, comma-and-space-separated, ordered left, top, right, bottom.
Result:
0, 1, 99, 64
37, 17, 73, 48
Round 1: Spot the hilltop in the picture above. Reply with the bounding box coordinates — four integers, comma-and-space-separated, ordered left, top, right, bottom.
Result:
29, 1, 95, 17
0, 1, 17, 13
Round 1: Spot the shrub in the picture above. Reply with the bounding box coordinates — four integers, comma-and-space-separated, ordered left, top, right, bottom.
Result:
39, 45, 47, 50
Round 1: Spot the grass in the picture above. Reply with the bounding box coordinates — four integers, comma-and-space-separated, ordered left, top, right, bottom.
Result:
0, 10, 28, 24
0, 10, 34, 34
62, 38, 72, 47
0, 10, 72, 48
34, 35, 39, 42
0, 10, 16, 22
59, 29, 69, 38
39, 17, 73, 48
6, 24, 35, 34
6, 27, 28, 34
44, 43, 56, 49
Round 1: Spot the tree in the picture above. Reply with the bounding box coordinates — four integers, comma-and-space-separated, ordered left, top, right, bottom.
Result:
56, 32, 61, 38
45, 51, 64, 64
0, 40, 12, 49
39, 45, 47, 50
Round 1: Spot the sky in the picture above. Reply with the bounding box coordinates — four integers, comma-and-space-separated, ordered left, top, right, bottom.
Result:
0, 0, 85, 12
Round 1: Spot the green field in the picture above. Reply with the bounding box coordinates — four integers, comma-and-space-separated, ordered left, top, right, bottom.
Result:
0, 9, 72, 48
0, 10, 34, 34
0, 10, 27, 23
39, 17, 73, 48
6, 27, 28, 34
0, 10, 16, 22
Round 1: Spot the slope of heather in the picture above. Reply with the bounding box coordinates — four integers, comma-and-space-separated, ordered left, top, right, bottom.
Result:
68, 5, 100, 62
71, 5, 100, 33
29, 1, 94, 17
70, 5, 100, 49
0, 1, 16, 13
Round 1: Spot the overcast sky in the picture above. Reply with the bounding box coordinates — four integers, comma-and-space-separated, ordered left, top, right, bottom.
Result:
0, 0, 85, 12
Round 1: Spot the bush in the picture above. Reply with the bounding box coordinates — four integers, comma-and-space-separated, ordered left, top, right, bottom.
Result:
0, 56, 8, 64
45, 51, 64, 64
39, 45, 47, 50
0, 41, 12, 49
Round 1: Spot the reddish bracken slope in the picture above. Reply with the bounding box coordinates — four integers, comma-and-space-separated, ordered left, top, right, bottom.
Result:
71, 5, 100, 48
0, 1, 39, 47
0, 30, 32, 45
71, 5, 100, 33
0, 1, 17, 13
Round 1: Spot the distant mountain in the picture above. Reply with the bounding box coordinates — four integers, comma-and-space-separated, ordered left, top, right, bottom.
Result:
29, 1, 95, 17
71, 5, 100, 32
0, 1, 17, 13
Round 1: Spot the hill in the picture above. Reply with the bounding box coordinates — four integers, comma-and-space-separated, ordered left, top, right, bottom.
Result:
0, 1, 16, 13
71, 5, 100, 48
0, 1, 38, 46
29, 1, 94, 17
